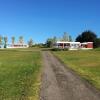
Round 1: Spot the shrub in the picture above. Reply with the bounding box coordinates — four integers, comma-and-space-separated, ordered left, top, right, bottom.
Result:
52, 48, 68, 51
52, 48, 62, 51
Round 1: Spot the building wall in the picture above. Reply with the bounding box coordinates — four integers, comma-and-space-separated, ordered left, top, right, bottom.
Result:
87, 43, 93, 48
54, 41, 93, 50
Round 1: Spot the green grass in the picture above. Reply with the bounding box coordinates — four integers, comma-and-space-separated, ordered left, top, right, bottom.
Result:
0, 48, 42, 100
94, 47, 100, 51
53, 50, 100, 90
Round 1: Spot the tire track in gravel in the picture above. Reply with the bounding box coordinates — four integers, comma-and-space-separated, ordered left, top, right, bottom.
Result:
40, 51, 100, 100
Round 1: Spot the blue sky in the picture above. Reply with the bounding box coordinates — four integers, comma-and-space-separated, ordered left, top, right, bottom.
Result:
0, 0, 100, 43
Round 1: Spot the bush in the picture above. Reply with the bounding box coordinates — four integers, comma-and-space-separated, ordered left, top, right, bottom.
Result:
52, 48, 68, 51
63, 48, 68, 51
52, 48, 62, 51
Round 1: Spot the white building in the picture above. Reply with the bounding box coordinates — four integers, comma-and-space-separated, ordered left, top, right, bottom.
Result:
0, 43, 29, 49
7, 44, 29, 48
54, 41, 93, 50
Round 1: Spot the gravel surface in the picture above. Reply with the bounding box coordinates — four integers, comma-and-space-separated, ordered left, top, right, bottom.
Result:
40, 51, 100, 100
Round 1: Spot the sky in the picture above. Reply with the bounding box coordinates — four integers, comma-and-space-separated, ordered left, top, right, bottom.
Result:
0, 0, 100, 43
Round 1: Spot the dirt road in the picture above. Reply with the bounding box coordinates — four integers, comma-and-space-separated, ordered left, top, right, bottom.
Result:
40, 51, 100, 100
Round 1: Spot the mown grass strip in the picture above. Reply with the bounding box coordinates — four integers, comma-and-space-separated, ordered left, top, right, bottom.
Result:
53, 50, 100, 90
0, 48, 42, 100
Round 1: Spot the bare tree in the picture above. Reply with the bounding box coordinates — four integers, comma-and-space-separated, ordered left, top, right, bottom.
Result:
62, 32, 69, 41
19, 36, 23, 44
4, 36, 8, 48
28, 38, 33, 47
53, 36, 57, 44
11, 36, 15, 45
0, 35, 2, 45
69, 35, 72, 42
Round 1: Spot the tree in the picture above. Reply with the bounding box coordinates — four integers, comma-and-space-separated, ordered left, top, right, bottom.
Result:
76, 30, 97, 42
46, 37, 58, 48
28, 38, 33, 47
62, 32, 69, 41
19, 36, 23, 44
75, 30, 97, 48
0, 35, 2, 45
11, 36, 15, 45
94, 38, 100, 48
4, 36, 8, 48
76, 34, 82, 42
52, 36, 57, 44
69, 35, 72, 42
46, 38, 53, 48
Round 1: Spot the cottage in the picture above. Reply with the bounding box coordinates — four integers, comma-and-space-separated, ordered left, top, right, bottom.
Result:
7, 44, 29, 48
0, 43, 29, 49
54, 41, 93, 50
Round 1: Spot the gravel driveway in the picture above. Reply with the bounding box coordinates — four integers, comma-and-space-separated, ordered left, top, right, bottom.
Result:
40, 51, 100, 100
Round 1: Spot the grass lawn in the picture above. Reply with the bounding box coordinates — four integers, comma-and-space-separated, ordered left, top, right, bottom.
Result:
53, 49, 100, 90
0, 48, 42, 100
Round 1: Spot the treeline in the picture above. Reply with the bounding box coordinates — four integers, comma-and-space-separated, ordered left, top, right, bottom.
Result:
0, 36, 34, 48
46, 32, 72, 48
1, 30, 100, 48
75, 30, 100, 48
45, 30, 100, 48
